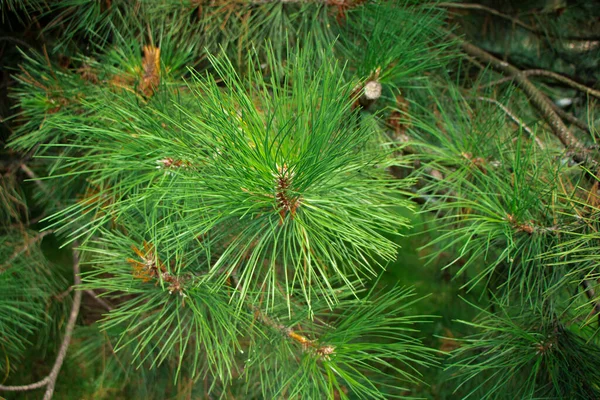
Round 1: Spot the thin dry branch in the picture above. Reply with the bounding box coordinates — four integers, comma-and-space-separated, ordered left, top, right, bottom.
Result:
549, 101, 591, 134
20, 163, 52, 197
0, 230, 53, 272
0, 246, 82, 400
478, 76, 592, 134
472, 96, 544, 149
437, 2, 600, 41
85, 289, 113, 311
524, 69, 600, 99
437, 2, 537, 33
480, 69, 600, 100
451, 33, 594, 166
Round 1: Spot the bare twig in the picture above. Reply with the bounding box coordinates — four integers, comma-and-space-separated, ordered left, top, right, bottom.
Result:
42, 246, 82, 400
549, 101, 591, 134
20, 163, 53, 197
480, 69, 600, 100
437, 2, 600, 41
0, 36, 34, 50
478, 77, 592, 134
0, 379, 49, 392
523, 69, 600, 99
85, 289, 113, 311
0, 245, 82, 399
451, 33, 594, 166
478, 75, 514, 89
463, 54, 487, 71
437, 2, 537, 33
0, 230, 53, 272
54, 286, 74, 301
472, 96, 544, 149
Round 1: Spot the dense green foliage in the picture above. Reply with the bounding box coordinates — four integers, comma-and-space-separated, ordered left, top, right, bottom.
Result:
1, 0, 600, 399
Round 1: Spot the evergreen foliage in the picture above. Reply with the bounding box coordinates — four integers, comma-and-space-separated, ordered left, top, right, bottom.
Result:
1, 0, 600, 399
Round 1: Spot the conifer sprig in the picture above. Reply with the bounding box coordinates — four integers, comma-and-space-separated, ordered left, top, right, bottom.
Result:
178, 48, 413, 309
448, 300, 600, 399
4, 25, 439, 395
244, 285, 438, 399
28, 44, 413, 312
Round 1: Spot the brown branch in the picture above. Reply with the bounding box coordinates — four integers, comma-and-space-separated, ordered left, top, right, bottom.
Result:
0, 230, 53, 272
472, 96, 544, 149
479, 69, 600, 99
0, 246, 82, 399
437, 2, 537, 33
0, 36, 35, 50
478, 77, 592, 135
549, 101, 591, 134
523, 69, 600, 99
450, 33, 594, 166
437, 2, 600, 41
20, 163, 53, 197
54, 286, 74, 301
463, 54, 487, 71
85, 289, 113, 311
478, 75, 514, 89
42, 245, 82, 400
20, 163, 73, 211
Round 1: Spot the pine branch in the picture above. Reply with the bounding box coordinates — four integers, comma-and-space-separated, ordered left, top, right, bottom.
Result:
0, 245, 82, 399
472, 96, 544, 149
253, 306, 334, 359
478, 79, 592, 134
524, 69, 600, 100
0, 36, 34, 50
450, 33, 595, 166
437, 2, 600, 41
437, 2, 537, 33
549, 101, 591, 134
0, 230, 53, 272
20, 163, 56, 199
480, 70, 600, 101
85, 289, 113, 311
